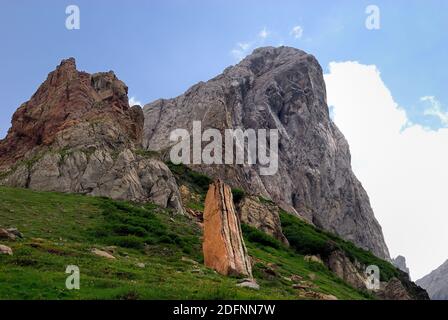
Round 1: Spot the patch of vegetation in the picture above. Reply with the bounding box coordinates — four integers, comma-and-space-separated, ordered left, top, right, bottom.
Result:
166, 162, 212, 194
23, 153, 45, 170
231, 188, 245, 204
135, 149, 160, 159
258, 196, 275, 205
92, 101, 105, 109
186, 201, 204, 212
91, 199, 202, 259
0, 186, 373, 300
0, 170, 11, 180
280, 211, 400, 281
58, 147, 73, 164
241, 224, 282, 250
81, 147, 97, 160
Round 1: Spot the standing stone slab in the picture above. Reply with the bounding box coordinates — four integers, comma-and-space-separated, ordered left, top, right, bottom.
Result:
203, 180, 252, 277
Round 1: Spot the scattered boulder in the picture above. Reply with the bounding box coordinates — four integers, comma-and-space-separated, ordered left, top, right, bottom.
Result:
91, 248, 116, 260
0, 229, 15, 240
0, 228, 22, 241
191, 269, 202, 274
136, 262, 145, 268
303, 291, 338, 300
202, 180, 252, 278
0, 244, 13, 255
293, 283, 311, 290
290, 274, 304, 283
181, 257, 199, 265
308, 273, 317, 281
304, 255, 324, 265
6, 228, 23, 239
103, 246, 117, 254
237, 279, 260, 290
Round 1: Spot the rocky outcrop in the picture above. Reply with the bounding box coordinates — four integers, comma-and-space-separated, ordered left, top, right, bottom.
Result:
325, 250, 367, 290
202, 180, 252, 277
0, 58, 183, 212
392, 255, 410, 276
377, 278, 411, 300
236, 196, 288, 245
323, 250, 429, 300
91, 248, 116, 260
142, 46, 390, 260
417, 260, 448, 300
0, 244, 13, 255
0, 228, 22, 241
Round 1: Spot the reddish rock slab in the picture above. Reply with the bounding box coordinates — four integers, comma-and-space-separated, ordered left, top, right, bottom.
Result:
203, 180, 252, 277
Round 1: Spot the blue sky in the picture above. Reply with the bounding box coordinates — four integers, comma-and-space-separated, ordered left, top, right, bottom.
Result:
0, 0, 446, 138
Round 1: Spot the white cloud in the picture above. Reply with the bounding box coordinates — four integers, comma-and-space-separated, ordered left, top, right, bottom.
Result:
324, 61, 448, 280
230, 27, 274, 62
290, 25, 304, 39
230, 42, 253, 61
129, 96, 142, 107
258, 27, 269, 39
422, 96, 448, 125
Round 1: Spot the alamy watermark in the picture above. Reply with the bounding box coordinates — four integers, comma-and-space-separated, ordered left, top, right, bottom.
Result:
169, 121, 279, 176
65, 265, 80, 290
66, 5, 80, 30
365, 5, 380, 30
365, 265, 380, 290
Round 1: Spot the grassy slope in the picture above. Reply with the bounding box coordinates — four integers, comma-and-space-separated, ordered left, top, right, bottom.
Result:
280, 212, 400, 282
0, 186, 369, 300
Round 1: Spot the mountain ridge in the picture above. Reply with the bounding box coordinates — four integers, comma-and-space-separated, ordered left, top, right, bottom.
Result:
417, 259, 448, 300
143, 46, 390, 260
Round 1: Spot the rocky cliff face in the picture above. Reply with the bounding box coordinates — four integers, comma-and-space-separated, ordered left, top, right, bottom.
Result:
202, 180, 252, 277
417, 260, 448, 300
143, 46, 390, 259
0, 58, 183, 212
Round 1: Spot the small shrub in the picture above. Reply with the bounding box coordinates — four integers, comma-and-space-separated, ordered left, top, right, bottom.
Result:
241, 224, 282, 249
232, 188, 245, 204
187, 171, 212, 192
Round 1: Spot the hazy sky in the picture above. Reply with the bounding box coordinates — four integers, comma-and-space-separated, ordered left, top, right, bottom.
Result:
0, 0, 447, 279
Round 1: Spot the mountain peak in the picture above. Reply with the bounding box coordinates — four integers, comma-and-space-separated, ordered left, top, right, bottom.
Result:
143, 46, 390, 260
0, 58, 138, 169
58, 57, 76, 68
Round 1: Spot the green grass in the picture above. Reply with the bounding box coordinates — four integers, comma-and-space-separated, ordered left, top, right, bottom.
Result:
166, 162, 210, 212
166, 162, 212, 194
231, 188, 245, 204
0, 186, 370, 300
280, 211, 400, 282
135, 149, 160, 159
241, 224, 282, 250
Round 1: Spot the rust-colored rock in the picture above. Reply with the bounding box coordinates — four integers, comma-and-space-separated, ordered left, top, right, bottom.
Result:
0, 58, 183, 212
203, 180, 252, 277
0, 58, 140, 169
